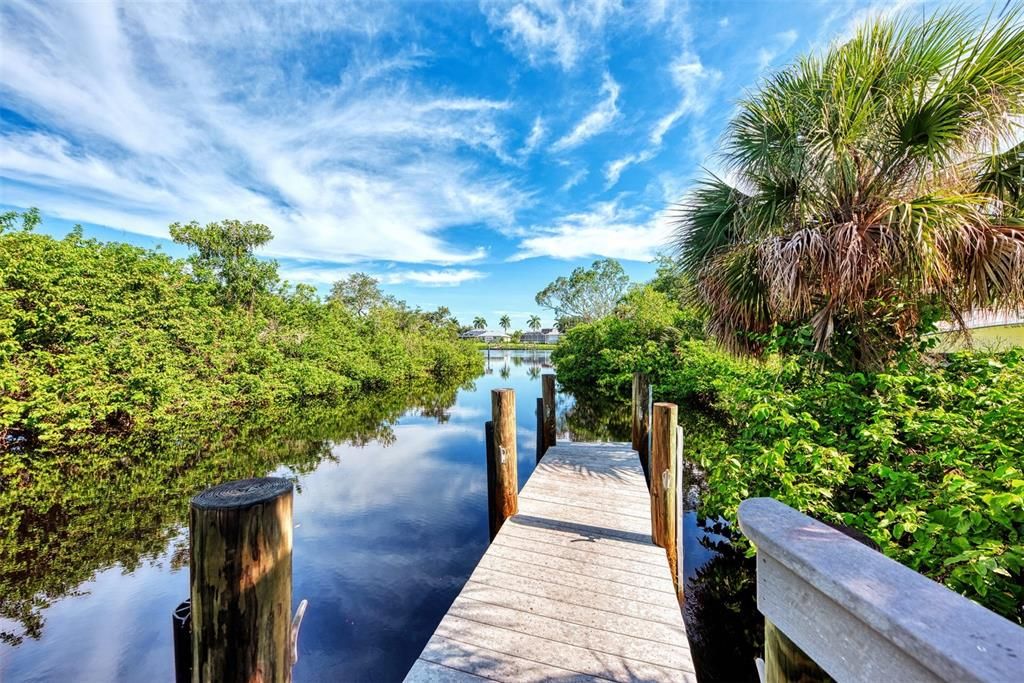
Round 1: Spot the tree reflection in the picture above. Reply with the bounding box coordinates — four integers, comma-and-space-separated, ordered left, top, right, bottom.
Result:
684, 522, 762, 683
0, 379, 466, 645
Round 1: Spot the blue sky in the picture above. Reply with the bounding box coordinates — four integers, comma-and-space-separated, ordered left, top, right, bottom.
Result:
0, 0, 988, 330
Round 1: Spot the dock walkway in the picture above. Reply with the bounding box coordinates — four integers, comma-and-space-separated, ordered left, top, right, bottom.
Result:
405, 441, 695, 682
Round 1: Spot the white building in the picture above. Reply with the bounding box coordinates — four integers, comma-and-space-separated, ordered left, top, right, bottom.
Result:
459, 329, 511, 343
521, 327, 561, 344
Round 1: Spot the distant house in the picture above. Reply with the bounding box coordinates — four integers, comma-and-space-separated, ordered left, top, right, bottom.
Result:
459, 329, 511, 343
521, 327, 561, 344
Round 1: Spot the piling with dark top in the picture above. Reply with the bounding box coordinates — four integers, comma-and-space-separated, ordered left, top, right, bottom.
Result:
631, 373, 651, 484
189, 477, 294, 683
650, 403, 678, 583
487, 389, 519, 540
541, 374, 557, 453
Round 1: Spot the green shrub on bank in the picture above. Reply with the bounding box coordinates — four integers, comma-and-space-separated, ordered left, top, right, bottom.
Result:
0, 211, 480, 457
553, 292, 1024, 622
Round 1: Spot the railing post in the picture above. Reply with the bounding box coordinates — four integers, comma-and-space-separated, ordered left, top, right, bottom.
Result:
190, 478, 294, 683
487, 389, 518, 541
763, 620, 830, 683
631, 373, 651, 485
650, 403, 678, 583
541, 374, 556, 454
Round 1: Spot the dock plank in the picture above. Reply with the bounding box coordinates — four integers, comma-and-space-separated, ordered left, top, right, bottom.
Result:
405, 441, 694, 683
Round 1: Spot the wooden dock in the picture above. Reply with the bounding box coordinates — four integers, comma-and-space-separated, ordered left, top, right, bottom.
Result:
405, 441, 695, 682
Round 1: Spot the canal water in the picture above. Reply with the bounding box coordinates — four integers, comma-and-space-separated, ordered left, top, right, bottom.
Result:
0, 350, 759, 682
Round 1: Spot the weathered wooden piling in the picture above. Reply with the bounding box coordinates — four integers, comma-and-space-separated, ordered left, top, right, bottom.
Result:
631, 373, 651, 484
541, 374, 557, 453
189, 477, 294, 683
650, 402, 678, 582
486, 389, 518, 540
535, 397, 544, 463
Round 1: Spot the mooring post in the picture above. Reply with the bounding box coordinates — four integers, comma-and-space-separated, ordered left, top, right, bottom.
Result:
650, 403, 678, 581
190, 477, 294, 683
535, 397, 544, 463
487, 389, 519, 540
541, 374, 556, 453
631, 373, 651, 485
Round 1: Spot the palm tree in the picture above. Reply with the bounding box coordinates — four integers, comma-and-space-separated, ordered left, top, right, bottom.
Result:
499, 314, 511, 333
528, 315, 542, 331
674, 8, 1024, 367
473, 316, 487, 330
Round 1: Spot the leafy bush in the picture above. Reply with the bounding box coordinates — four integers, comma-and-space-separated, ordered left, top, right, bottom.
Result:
554, 298, 1024, 622
0, 211, 481, 457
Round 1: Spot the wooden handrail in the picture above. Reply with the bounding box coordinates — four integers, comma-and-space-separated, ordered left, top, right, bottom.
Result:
738, 498, 1024, 683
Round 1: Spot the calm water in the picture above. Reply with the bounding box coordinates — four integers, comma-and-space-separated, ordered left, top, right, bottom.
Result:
1, 350, 759, 682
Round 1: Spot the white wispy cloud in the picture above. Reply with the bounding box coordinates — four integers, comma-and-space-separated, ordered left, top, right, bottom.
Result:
511, 199, 674, 262
275, 264, 486, 289
481, 0, 622, 70
519, 116, 546, 157
561, 168, 589, 191
0, 0, 527, 265
603, 52, 720, 188
550, 72, 621, 152
381, 269, 487, 286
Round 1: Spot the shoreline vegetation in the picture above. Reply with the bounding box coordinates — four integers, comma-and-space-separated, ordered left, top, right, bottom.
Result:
553, 280, 1024, 625
0, 210, 481, 459
0, 209, 483, 645
553, 5, 1024, 627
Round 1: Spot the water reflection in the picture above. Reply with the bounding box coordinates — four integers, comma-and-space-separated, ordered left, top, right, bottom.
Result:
0, 352, 553, 682
1, 352, 758, 682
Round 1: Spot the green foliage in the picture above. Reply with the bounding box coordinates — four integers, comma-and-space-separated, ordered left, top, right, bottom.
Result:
329, 272, 389, 316
0, 211, 481, 456
535, 257, 630, 330
554, 303, 1024, 622
551, 286, 704, 396
0, 209, 483, 643
169, 219, 278, 311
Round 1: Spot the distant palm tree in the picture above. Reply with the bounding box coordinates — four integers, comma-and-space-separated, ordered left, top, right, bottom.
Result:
528, 315, 542, 331
473, 316, 486, 330
674, 8, 1024, 367
499, 314, 511, 333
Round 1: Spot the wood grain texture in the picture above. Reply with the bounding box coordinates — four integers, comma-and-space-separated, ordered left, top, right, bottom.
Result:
542, 374, 557, 453
649, 404, 677, 566
739, 497, 1024, 683
764, 619, 832, 683
489, 389, 518, 541
405, 441, 694, 683
189, 477, 293, 683
536, 397, 545, 463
